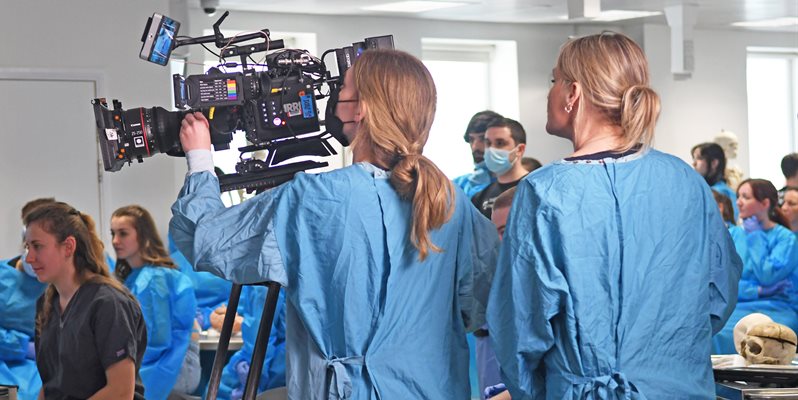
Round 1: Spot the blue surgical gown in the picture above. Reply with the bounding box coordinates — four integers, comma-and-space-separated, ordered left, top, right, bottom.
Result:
487, 149, 742, 399
124, 265, 197, 400
712, 180, 739, 223
218, 285, 286, 399
713, 224, 798, 354
0, 257, 46, 400
170, 162, 499, 399
170, 244, 232, 330
453, 162, 495, 199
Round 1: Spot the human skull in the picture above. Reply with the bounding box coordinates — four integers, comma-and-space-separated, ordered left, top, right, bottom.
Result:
734, 313, 773, 354
739, 322, 797, 365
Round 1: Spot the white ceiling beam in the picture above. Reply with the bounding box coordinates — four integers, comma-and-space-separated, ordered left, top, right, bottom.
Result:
568, 0, 601, 19
665, 4, 699, 79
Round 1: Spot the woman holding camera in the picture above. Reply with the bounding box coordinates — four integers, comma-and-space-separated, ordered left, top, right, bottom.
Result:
171, 49, 499, 399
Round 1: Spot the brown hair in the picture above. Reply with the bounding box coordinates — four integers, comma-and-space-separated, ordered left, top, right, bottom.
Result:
492, 187, 518, 212
556, 31, 661, 152
111, 205, 175, 282
24, 202, 132, 334
21, 197, 56, 220
349, 49, 454, 261
711, 190, 735, 225
738, 179, 790, 227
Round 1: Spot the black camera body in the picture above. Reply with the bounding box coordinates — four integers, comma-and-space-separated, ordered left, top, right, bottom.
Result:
93, 11, 393, 191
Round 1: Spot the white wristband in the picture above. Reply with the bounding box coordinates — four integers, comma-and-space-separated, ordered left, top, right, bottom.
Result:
186, 149, 215, 175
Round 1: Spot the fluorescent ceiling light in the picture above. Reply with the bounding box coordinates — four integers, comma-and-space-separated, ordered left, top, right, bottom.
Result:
590, 10, 662, 22
732, 17, 798, 28
362, 1, 468, 13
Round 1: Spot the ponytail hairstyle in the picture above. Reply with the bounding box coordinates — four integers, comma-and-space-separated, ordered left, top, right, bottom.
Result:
111, 205, 175, 282
349, 49, 454, 261
692, 142, 727, 186
556, 31, 661, 152
738, 178, 790, 227
24, 202, 133, 334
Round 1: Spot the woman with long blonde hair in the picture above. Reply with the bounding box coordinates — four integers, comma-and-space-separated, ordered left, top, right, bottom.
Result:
110, 205, 198, 400
25, 202, 146, 399
487, 32, 742, 398
171, 49, 499, 399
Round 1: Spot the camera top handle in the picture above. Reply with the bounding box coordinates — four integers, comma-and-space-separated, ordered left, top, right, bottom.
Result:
174, 11, 284, 68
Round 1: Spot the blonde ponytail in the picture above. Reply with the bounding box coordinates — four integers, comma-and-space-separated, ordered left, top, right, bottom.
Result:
620, 84, 660, 152
350, 49, 454, 261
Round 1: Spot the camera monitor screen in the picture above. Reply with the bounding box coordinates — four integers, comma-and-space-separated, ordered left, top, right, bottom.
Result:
140, 14, 180, 66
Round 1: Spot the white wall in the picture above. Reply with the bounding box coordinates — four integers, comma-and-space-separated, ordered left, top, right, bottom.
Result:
642, 24, 797, 178
0, 0, 182, 255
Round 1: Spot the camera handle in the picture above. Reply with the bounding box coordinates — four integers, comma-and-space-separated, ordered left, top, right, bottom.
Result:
205, 281, 282, 400
173, 11, 284, 70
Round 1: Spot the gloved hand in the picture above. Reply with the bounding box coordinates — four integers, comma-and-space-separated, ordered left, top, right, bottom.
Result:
743, 215, 763, 233
484, 383, 508, 399
195, 308, 210, 331
235, 360, 250, 385
231, 387, 243, 400
759, 280, 792, 297
25, 341, 35, 360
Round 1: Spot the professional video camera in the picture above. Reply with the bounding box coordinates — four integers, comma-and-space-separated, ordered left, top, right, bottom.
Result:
92, 12, 393, 192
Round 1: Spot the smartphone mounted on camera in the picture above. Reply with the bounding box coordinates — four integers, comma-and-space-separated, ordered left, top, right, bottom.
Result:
139, 13, 180, 65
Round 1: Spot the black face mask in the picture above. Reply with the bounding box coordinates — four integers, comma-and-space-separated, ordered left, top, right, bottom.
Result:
325, 86, 355, 147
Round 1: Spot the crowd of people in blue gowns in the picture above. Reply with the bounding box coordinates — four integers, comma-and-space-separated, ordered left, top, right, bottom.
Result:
2, 31, 797, 400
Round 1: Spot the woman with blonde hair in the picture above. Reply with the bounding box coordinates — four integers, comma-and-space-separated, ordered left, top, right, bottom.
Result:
171, 49, 498, 399
487, 32, 742, 398
111, 205, 198, 400
24, 202, 146, 399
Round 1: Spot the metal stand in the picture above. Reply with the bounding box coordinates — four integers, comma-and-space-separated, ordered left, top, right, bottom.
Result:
205, 281, 283, 400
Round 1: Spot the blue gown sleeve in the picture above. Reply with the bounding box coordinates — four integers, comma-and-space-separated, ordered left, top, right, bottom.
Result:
170, 171, 288, 286
737, 279, 761, 301
487, 181, 568, 399
456, 192, 500, 331
0, 327, 29, 361
745, 229, 798, 286
707, 197, 743, 335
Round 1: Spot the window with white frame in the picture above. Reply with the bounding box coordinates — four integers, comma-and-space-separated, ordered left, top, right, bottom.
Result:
421, 39, 519, 180
747, 47, 798, 187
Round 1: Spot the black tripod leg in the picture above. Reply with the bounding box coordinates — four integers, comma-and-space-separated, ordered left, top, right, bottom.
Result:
206, 283, 243, 400
242, 282, 282, 400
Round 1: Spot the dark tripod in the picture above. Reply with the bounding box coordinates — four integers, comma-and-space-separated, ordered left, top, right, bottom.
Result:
204, 281, 282, 400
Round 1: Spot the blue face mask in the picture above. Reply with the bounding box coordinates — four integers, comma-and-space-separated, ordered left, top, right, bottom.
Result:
484, 146, 518, 175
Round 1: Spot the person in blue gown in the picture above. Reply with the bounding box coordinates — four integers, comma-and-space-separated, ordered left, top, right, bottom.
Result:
111, 205, 198, 400
693, 142, 739, 222
713, 179, 798, 354
171, 49, 499, 399
780, 187, 798, 234
453, 110, 502, 199
0, 198, 56, 400
218, 285, 286, 399
0, 256, 46, 400
168, 236, 235, 332
487, 32, 742, 399
713, 190, 748, 259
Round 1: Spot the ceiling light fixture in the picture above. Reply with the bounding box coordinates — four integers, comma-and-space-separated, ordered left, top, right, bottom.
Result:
732, 17, 798, 28
362, 1, 469, 13
589, 10, 662, 22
